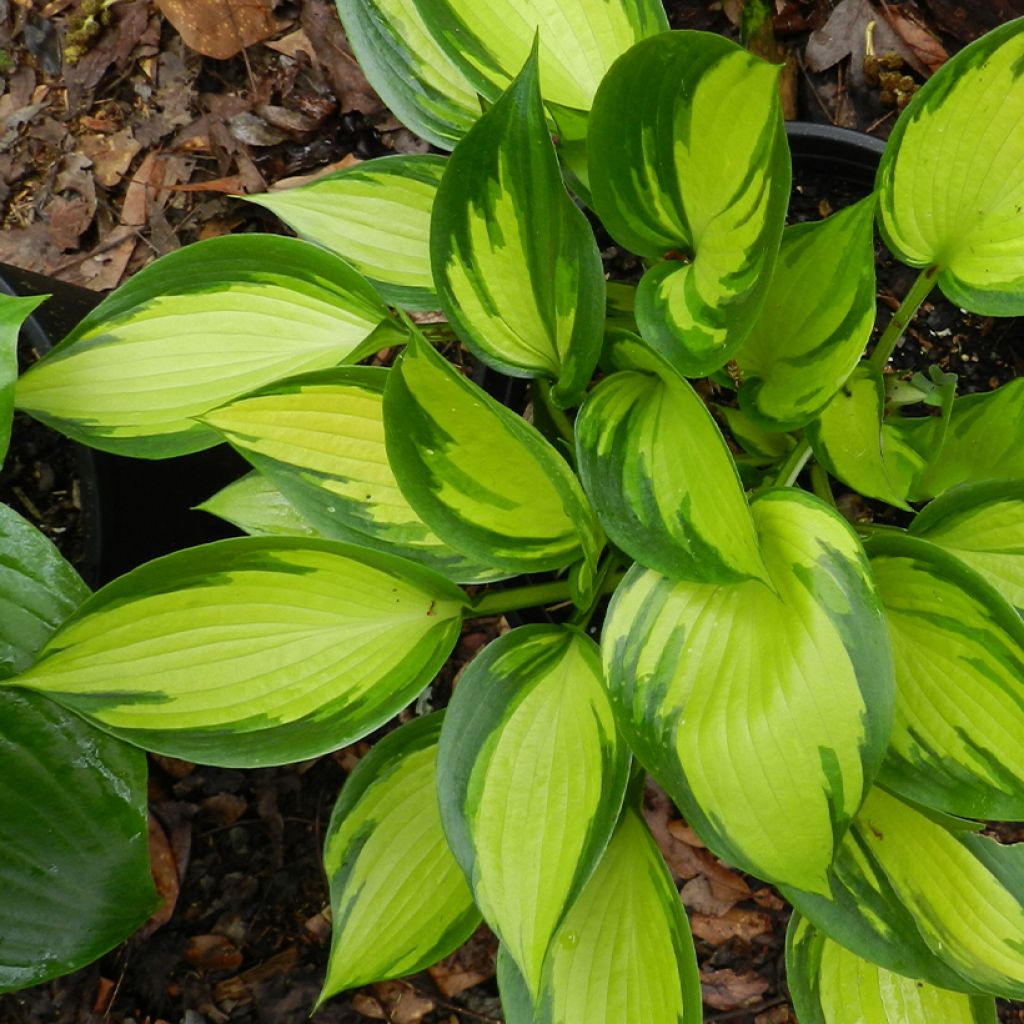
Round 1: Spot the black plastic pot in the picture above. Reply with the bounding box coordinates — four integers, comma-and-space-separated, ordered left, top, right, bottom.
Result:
1, 265, 245, 587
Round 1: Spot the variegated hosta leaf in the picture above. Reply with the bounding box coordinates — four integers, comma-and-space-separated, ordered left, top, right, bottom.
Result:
716, 405, 794, 460
413, 0, 667, 114
602, 489, 893, 893
877, 19, 1024, 316
575, 359, 767, 584
0, 689, 157, 992
0, 295, 45, 465
243, 155, 446, 310
0, 503, 89, 679
437, 626, 630, 996
334, 0, 480, 149
808, 363, 925, 509
202, 368, 507, 584
867, 533, 1024, 820
196, 471, 319, 539
909, 378, 1024, 500
431, 48, 604, 406
319, 714, 480, 1002
14, 235, 396, 458
384, 335, 601, 576
530, 808, 703, 1024
786, 914, 997, 1024
589, 31, 789, 377
735, 198, 877, 430
13, 538, 464, 767
787, 788, 1024, 997
910, 480, 1024, 612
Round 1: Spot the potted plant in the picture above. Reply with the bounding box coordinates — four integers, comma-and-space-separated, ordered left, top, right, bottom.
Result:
2, 4, 1023, 1021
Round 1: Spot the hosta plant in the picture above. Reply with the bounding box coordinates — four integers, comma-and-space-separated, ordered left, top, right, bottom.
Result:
2, 5, 1024, 1022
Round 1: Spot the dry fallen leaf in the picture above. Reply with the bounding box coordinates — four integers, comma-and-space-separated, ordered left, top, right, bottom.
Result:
880, 7, 948, 74
138, 814, 181, 938
428, 924, 498, 997
353, 982, 435, 1024
690, 907, 773, 945
184, 934, 244, 972
700, 968, 771, 1011
155, 0, 283, 60
79, 129, 142, 187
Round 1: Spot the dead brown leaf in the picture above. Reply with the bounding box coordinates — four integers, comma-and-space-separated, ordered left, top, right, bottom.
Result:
880, 7, 948, 74
690, 908, 772, 945
700, 968, 771, 1011
354, 982, 435, 1024
268, 153, 361, 191
427, 924, 498, 997
299, 0, 382, 114
184, 934, 244, 972
79, 129, 142, 187
155, 0, 284, 61
139, 814, 181, 938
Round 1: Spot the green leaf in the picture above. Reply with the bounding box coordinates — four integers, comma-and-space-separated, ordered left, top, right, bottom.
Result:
533, 808, 703, 1024
588, 31, 789, 377
14, 235, 396, 458
808, 363, 925, 509
0, 688, 157, 992
575, 356, 767, 584
866, 533, 1024, 820
602, 489, 893, 893
431, 48, 603, 406
786, 914, 997, 1024
0, 503, 89, 679
196, 471, 320, 539
13, 537, 464, 767
909, 378, 1024, 500
243, 155, 446, 310
384, 334, 601, 576
735, 198, 877, 430
0, 294, 46, 466
334, 0, 480, 149
910, 480, 1024, 612
319, 714, 479, 1002
412, 0, 668, 115
437, 625, 630, 996
716, 404, 794, 460
877, 19, 1024, 316
787, 787, 1024, 998
202, 368, 507, 583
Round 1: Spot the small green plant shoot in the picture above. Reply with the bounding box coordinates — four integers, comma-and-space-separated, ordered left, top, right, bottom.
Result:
2, 5, 1024, 1022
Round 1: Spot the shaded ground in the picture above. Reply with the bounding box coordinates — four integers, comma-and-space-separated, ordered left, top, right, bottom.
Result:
1, 2, 1023, 1023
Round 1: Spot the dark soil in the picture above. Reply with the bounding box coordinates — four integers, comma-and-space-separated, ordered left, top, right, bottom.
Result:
2, 3, 1023, 1024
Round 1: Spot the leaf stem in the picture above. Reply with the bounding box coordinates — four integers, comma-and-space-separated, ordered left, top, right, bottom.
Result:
467, 580, 575, 617
810, 462, 836, 507
868, 265, 940, 373
773, 436, 813, 488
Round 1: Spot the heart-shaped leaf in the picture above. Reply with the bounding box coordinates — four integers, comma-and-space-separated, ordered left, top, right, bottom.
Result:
319, 713, 479, 1003
431, 48, 603, 406
868, 534, 1024, 820
877, 19, 1024, 316
15, 235, 396, 457
244, 155, 447, 310
384, 334, 601, 575
602, 489, 893, 893
437, 626, 629, 996
0, 689, 156, 992
14, 538, 464, 767
202, 368, 506, 583
736, 197, 877, 430
589, 31, 789, 376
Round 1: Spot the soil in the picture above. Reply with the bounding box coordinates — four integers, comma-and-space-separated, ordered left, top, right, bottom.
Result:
1, 3, 1023, 1024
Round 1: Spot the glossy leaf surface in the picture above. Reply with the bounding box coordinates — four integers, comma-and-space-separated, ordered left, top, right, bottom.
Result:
786, 914, 996, 1024
0, 689, 156, 991
384, 335, 600, 575
437, 626, 629, 996
203, 368, 505, 583
0, 295, 45, 465
0, 503, 89, 679
535, 809, 702, 1024
15, 538, 463, 766
877, 19, 1024, 315
14, 235, 394, 458
431, 50, 603, 405
788, 787, 1024, 998
603, 489, 893, 893
910, 480, 1024, 611
736, 198, 877, 430
320, 714, 479, 1001
244, 155, 446, 309
575, 357, 766, 583
868, 534, 1024, 819
589, 31, 789, 376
